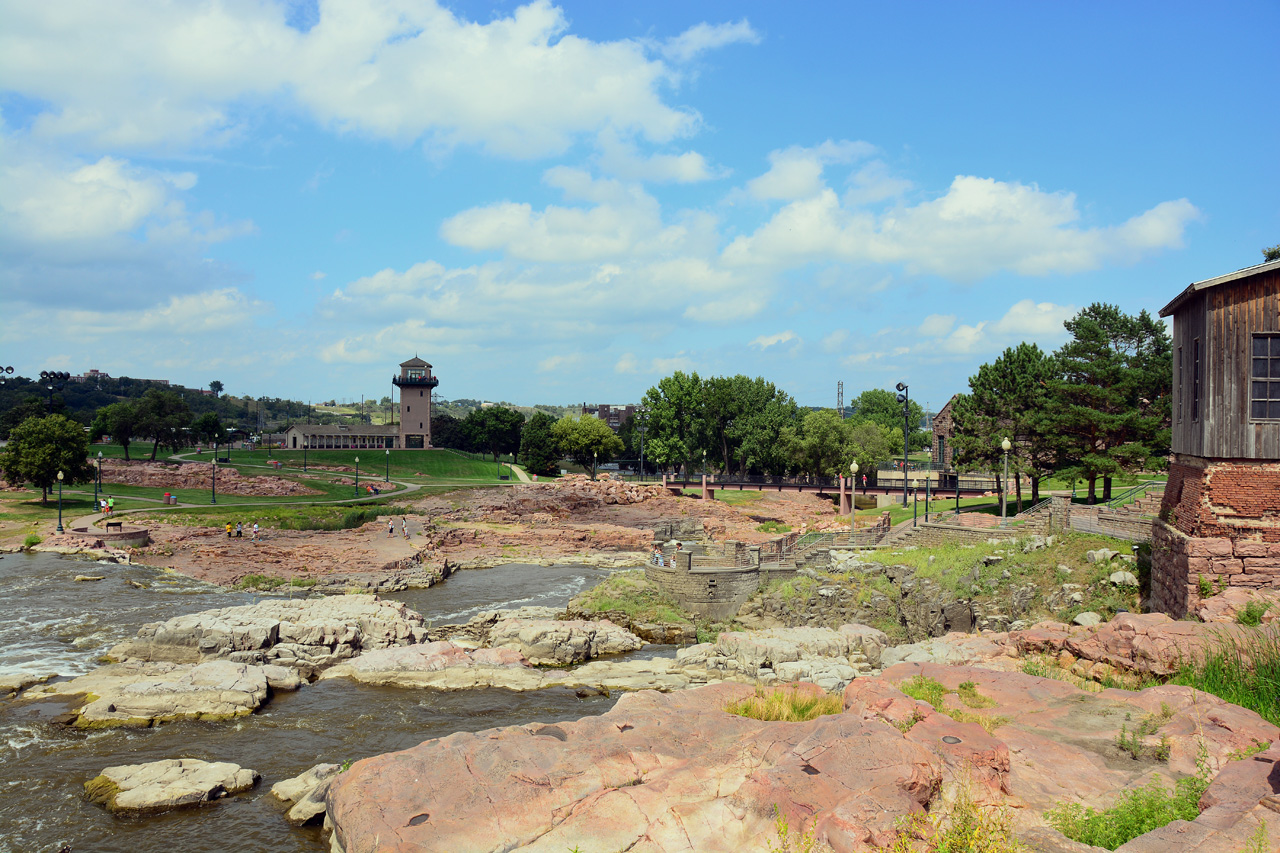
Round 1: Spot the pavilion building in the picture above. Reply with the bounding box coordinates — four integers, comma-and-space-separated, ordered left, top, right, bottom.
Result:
282, 356, 440, 450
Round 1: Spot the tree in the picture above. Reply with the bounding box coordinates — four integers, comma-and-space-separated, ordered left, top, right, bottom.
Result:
209, 380, 224, 397
1264, 244, 1280, 262
1042, 304, 1172, 502
88, 401, 140, 461
0, 414, 93, 504
430, 413, 469, 451
134, 389, 193, 461
734, 384, 801, 476
640, 371, 704, 474
518, 411, 560, 477
851, 388, 927, 451
1, 396, 60, 440
552, 415, 624, 476
463, 407, 525, 461
190, 412, 227, 448
951, 343, 1059, 507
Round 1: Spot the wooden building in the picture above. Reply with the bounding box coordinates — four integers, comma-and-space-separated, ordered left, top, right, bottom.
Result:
1150, 258, 1280, 616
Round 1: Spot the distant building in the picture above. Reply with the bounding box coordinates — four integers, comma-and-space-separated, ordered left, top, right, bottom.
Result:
582, 403, 636, 432
1151, 258, 1280, 616
71, 369, 111, 383
931, 395, 958, 467
282, 355, 440, 450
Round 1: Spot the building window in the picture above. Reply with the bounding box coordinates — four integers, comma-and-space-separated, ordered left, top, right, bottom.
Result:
1191, 338, 1201, 422
1251, 333, 1280, 420
1176, 345, 1183, 423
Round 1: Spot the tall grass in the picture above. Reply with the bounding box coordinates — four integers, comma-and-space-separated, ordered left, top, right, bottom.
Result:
1169, 627, 1280, 726
725, 685, 843, 722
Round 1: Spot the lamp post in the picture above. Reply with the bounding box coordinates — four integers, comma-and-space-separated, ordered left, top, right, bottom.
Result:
1000, 436, 1012, 522
385, 448, 390, 482
912, 478, 919, 527
849, 461, 859, 533
895, 382, 910, 506
94, 451, 103, 504
303, 439, 307, 472
56, 470, 64, 533
354, 456, 360, 498
211, 458, 217, 504
592, 450, 597, 481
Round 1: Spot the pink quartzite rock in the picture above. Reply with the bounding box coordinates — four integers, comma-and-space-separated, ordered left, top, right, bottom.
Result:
328, 665, 1280, 853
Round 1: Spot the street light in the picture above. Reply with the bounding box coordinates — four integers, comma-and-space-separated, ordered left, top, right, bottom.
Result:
303, 438, 307, 472
385, 448, 390, 482
56, 470, 64, 533
849, 460, 859, 533
592, 450, 597, 481
211, 458, 217, 504
94, 451, 103, 504
1000, 436, 1012, 522
912, 478, 919, 527
895, 382, 910, 506
354, 456, 360, 498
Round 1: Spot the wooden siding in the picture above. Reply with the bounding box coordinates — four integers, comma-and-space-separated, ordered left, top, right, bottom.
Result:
1199, 268, 1280, 458
1171, 292, 1207, 456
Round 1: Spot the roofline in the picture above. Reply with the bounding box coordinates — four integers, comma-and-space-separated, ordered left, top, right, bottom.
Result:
1159, 258, 1280, 317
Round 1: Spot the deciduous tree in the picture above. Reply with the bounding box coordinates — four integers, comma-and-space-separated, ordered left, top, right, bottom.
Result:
0, 414, 93, 504
552, 415, 623, 476
135, 389, 193, 461
518, 411, 560, 477
88, 401, 139, 460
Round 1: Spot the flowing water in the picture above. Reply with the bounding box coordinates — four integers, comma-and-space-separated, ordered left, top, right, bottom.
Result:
0, 552, 626, 853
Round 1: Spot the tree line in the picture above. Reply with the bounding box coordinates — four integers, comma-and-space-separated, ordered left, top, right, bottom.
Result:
949, 302, 1171, 505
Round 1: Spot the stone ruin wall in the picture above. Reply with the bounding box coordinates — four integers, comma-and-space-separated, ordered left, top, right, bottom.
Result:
1150, 455, 1280, 616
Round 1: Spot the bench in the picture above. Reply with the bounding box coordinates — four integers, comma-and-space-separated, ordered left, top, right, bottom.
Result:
105, 521, 123, 532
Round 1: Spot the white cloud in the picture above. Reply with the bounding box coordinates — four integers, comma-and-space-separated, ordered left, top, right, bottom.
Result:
0, 0, 736, 157
992, 299, 1076, 336
724, 176, 1202, 278
844, 160, 912, 206
310, 271, 327, 280
614, 353, 640, 374
745, 140, 877, 201
613, 351, 692, 374
821, 329, 849, 353
659, 20, 760, 64
537, 353, 584, 372
595, 129, 720, 183
917, 314, 956, 337
750, 330, 798, 350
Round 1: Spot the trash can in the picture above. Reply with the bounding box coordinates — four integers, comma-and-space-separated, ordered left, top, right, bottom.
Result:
163, 492, 171, 505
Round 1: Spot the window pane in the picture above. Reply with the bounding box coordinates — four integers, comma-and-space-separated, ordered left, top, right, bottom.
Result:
1254, 359, 1269, 379
1272, 357, 1280, 378
1271, 336, 1280, 356
1254, 380, 1269, 400
1253, 400, 1269, 419
1271, 381, 1280, 400
1271, 400, 1280, 419
1255, 336, 1271, 357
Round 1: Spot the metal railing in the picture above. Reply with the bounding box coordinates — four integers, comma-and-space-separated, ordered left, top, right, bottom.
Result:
1014, 497, 1053, 518
1105, 481, 1163, 511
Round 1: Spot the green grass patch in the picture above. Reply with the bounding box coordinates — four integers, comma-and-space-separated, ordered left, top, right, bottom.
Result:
22, 533, 42, 548
1237, 600, 1274, 626
229, 448, 504, 481
236, 574, 287, 590
157, 502, 414, 531
570, 570, 691, 625
899, 675, 1009, 734
889, 780, 1025, 853
1169, 627, 1280, 726
756, 520, 792, 534
1046, 763, 1209, 850
724, 684, 843, 722
709, 490, 763, 505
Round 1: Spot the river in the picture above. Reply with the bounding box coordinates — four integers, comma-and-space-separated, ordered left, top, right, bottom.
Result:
0, 552, 625, 853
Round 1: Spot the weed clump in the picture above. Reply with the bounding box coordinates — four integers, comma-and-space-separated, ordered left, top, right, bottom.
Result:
725, 685, 843, 723
1046, 765, 1209, 850
22, 533, 41, 549
1236, 600, 1273, 627
889, 780, 1024, 852
570, 570, 690, 626
236, 574, 287, 590
898, 676, 1009, 734
1169, 627, 1280, 726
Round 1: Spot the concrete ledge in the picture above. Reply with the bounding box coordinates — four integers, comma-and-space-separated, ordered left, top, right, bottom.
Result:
71, 525, 150, 547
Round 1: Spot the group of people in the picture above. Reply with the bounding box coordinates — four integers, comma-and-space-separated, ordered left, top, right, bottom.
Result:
98, 497, 115, 515
650, 541, 684, 566
224, 521, 260, 541
387, 517, 411, 540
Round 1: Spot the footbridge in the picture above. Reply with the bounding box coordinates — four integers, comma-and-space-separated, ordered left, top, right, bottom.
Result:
658, 473, 997, 513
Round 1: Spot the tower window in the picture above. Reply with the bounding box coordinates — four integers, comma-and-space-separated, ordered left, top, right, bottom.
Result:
1251, 333, 1280, 420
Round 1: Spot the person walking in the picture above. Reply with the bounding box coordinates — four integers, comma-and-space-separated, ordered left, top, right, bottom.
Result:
226, 521, 232, 539
861, 473, 868, 494
235, 522, 243, 538
387, 518, 395, 538
401, 517, 409, 540
107, 496, 114, 515
252, 522, 260, 541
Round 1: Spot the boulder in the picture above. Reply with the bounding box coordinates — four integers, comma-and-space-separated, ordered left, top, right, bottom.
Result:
318, 642, 547, 691
271, 762, 342, 826
1109, 570, 1139, 587
485, 618, 643, 665
1073, 611, 1103, 627
85, 758, 258, 813
109, 595, 428, 675
28, 659, 300, 726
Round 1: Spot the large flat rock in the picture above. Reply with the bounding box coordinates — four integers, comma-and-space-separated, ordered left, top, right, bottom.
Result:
28, 659, 301, 726
85, 757, 258, 813
485, 617, 643, 664
109, 594, 428, 675
327, 665, 1280, 853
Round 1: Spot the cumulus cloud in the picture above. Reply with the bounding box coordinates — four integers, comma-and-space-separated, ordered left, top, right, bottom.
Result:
746, 140, 877, 201
724, 176, 1202, 279
917, 314, 956, 337
821, 329, 849, 353
594, 129, 721, 183
750, 330, 798, 350
0, 0, 733, 157
992, 299, 1076, 336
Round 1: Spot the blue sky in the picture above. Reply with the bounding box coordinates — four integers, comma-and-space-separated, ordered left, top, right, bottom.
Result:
2, 0, 1276, 413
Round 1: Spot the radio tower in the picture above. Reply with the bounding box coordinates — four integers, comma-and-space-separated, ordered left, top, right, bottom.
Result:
837, 381, 845, 419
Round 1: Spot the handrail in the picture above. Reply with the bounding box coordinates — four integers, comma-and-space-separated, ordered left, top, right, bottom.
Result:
1105, 481, 1162, 510
1014, 497, 1053, 518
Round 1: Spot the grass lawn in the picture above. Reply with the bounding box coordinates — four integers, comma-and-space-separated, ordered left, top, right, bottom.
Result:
858, 496, 1000, 526
0, 490, 153, 523
226, 448, 504, 481
152, 499, 430, 531
681, 488, 763, 506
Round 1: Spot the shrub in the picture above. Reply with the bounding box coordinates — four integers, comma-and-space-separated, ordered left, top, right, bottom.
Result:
725, 685, 843, 723
22, 533, 41, 549
756, 520, 793, 534
889, 780, 1024, 852
899, 676, 1009, 734
1237, 600, 1273, 627
236, 574, 287, 590
767, 806, 823, 853
1046, 763, 1209, 849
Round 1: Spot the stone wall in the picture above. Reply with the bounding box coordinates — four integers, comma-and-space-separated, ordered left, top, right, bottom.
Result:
1162, 455, 1280, 541
1067, 506, 1154, 542
645, 552, 776, 621
1149, 455, 1280, 617
1151, 518, 1280, 617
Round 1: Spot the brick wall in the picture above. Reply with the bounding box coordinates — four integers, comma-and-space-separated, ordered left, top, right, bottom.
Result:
1161, 455, 1280, 541
1151, 519, 1280, 616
